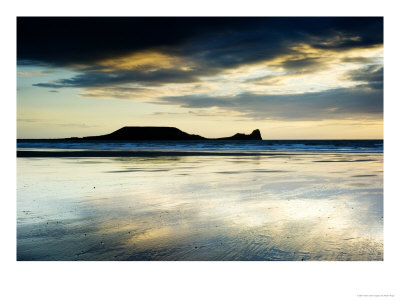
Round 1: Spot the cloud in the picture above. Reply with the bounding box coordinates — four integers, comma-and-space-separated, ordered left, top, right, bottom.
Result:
346, 65, 383, 90
19, 18, 382, 75
17, 70, 52, 77
246, 75, 285, 86
17, 118, 42, 123
32, 66, 218, 88
151, 110, 220, 117
341, 56, 378, 64
53, 123, 99, 128
17, 118, 99, 128
160, 87, 383, 121
18, 17, 383, 123
279, 57, 326, 72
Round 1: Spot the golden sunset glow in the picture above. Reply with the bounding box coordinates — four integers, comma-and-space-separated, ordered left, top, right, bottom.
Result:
98, 51, 185, 72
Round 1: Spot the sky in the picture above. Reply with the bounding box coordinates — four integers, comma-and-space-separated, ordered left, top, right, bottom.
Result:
17, 17, 383, 139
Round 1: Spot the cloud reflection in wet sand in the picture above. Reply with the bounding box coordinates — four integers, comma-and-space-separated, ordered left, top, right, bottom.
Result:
17, 154, 383, 260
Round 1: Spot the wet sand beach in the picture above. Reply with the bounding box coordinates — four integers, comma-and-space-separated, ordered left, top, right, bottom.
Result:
17, 153, 383, 260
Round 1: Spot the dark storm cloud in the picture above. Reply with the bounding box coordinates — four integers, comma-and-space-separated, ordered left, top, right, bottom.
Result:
161, 87, 383, 120
18, 17, 383, 68
18, 17, 265, 66
21, 17, 383, 89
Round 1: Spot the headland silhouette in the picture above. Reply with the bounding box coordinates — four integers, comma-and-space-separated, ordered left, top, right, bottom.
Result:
68, 126, 262, 141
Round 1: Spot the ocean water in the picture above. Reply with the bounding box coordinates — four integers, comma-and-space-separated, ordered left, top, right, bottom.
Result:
17, 140, 383, 261
17, 139, 383, 153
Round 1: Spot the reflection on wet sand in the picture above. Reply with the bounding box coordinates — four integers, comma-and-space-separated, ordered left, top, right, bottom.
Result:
17, 153, 383, 260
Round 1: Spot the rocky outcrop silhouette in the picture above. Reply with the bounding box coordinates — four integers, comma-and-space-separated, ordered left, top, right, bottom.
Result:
69, 126, 262, 141
217, 129, 262, 141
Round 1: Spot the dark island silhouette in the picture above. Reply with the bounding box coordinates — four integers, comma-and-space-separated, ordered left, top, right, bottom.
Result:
68, 126, 262, 141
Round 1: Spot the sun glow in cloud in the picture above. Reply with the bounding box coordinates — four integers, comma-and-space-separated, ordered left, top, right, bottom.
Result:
97, 51, 188, 72
74, 44, 383, 98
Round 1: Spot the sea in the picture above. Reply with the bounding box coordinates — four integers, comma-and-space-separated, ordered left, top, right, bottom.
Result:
17, 139, 383, 154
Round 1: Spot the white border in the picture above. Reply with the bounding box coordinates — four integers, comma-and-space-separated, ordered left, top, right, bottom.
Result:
2, 1, 399, 299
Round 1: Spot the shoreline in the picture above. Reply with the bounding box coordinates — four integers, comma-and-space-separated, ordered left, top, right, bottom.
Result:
17, 150, 383, 158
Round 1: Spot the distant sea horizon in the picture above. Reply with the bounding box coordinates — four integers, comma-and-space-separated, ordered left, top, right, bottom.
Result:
17, 139, 383, 155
